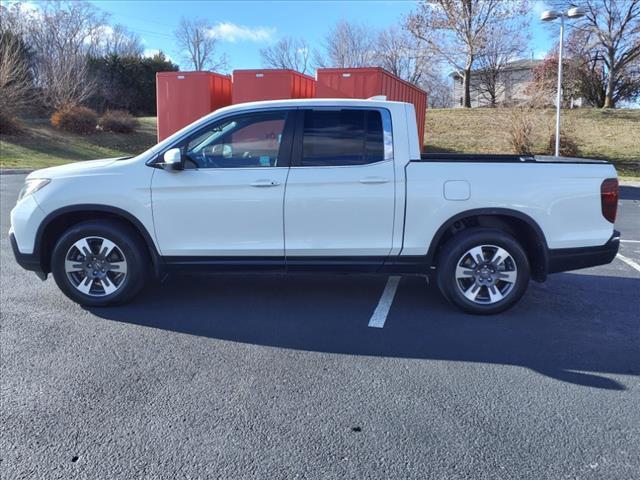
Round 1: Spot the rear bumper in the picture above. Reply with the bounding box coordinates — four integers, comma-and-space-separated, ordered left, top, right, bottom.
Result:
547, 230, 620, 274
9, 232, 47, 280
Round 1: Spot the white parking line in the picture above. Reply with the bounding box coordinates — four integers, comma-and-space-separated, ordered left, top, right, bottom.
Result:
621, 240, 640, 244
368, 276, 401, 328
616, 253, 640, 273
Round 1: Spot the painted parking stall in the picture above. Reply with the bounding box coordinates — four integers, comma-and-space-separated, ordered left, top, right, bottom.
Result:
2, 175, 639, 479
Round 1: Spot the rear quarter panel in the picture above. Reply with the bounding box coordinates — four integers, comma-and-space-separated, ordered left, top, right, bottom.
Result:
402, 161, 618, 255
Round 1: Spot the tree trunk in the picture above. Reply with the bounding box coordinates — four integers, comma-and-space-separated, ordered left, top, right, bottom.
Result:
462, 65, 472, 108
603, 72, 615, 108
603, 50, 615, 108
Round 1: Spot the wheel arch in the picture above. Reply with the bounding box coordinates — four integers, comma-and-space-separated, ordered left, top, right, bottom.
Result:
35, 205, 163, 278
426, 208, 549, 282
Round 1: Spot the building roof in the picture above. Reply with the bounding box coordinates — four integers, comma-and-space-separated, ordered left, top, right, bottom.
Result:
499, 59, 544, 71
450, 59, 543, 77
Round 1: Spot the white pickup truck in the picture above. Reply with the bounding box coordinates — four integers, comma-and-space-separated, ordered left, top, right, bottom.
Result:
10, 98, 620, 314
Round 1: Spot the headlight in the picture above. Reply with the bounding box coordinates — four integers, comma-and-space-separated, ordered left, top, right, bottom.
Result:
18, 178, 50, 202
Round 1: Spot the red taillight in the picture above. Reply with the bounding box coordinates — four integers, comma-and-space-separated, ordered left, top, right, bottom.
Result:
600, 178, 619, 223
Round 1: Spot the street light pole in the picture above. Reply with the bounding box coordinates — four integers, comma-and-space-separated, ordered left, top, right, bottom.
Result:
540, 7, 584, 157
554, 14, 564, 157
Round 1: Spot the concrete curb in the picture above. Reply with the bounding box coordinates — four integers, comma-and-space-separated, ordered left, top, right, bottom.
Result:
0, 169, 35, 175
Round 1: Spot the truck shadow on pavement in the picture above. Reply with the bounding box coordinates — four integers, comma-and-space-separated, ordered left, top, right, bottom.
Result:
90, 272, 639, 391
620, 185, 640, 200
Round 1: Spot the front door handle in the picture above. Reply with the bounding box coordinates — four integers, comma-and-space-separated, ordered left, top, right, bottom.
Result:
251, 179, 281, 187
359, 177, 390, 184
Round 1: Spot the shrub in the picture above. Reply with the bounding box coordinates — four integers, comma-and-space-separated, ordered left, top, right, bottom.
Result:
50, 105, 98, 134
547, 132, 580, 157
502, 107, 539, 155
98, 110, 139, 133
0, 112, 24, 135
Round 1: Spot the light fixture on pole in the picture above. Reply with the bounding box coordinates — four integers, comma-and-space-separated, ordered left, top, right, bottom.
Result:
541, 7, 585, 157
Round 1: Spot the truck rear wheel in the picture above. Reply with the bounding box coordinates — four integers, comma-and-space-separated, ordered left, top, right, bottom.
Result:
50, 220, 149, 307
436, 228, 530, 315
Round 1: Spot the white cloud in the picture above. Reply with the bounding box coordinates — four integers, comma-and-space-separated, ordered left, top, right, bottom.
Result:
143, 49, 172, 61
6, 0, 42, 19
534, 49, 549, 59
16, 1, 41, 15
532, 1, 552, 16
83, 24, 113, 45
97, 25, 115, 37
207, 22, 276, 43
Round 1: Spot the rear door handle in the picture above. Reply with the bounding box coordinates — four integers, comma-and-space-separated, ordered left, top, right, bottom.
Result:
251, 179, 281, 187
359, 177, 390, 184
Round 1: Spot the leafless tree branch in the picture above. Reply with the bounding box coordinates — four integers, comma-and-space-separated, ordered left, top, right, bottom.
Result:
316, 21, 378, 68
407, 0, 530, 107
260, 37, 310, 74
549, 0, 640, 107
174, 18, 227, 71
0, 32, 36, 118
8, 1, 107, 110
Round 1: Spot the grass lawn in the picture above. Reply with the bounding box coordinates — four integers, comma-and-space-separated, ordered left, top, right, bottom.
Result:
1, 110, 638, 177
0, 117, 157, 169
425, 108, 640, 177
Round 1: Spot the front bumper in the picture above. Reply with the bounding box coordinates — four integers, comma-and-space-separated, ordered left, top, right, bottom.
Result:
547, 230, 620, 274
9, 232, 47, 280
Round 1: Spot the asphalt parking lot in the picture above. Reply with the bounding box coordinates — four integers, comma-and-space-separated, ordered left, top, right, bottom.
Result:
1, 173, 639, 480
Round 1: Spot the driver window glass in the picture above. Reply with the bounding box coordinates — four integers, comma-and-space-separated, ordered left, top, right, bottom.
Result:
185, 111, 288, 168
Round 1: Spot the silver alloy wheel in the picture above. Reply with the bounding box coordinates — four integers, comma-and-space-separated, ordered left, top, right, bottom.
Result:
455, 244, 518, 305
64, 236, 128, 297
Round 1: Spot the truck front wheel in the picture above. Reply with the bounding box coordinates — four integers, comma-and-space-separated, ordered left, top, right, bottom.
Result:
436, 228, 530, 315
50, 220, 149, 307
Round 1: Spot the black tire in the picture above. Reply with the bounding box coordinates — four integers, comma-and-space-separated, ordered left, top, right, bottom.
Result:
436, 228, 530, 315
51, 220, 149, 307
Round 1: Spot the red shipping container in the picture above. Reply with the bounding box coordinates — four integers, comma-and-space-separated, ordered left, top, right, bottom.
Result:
156, 71, 232, 142
316, 67, 428, 150
232, 69, 315, 104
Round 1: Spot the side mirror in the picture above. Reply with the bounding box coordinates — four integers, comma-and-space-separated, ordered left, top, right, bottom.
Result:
160, 148, 184, 171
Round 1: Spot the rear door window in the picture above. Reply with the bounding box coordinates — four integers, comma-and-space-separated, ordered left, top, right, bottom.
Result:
301, 109, 385, 167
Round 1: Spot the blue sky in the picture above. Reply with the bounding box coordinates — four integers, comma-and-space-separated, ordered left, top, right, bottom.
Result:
90, 0, 555, 72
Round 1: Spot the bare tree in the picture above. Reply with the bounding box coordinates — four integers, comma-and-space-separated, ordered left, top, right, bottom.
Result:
0, 6, 19, 36
21, 1, 106, 109
0, 31, 35, 122
474, 22, 529, 106
376, 27, 434, 84
562, 28, 607, 107
90, 24, 144, 57
375, 26, 451, 104
423, 75, 453, 107
316, 20, 377, 68
316, 20, 443, 101
407, 0, 529, 107
260, 37, 310, 73
527, 51, 589, 107
174, 18, 227, 71
551, 0, 640, 108
46, 56, 96, 109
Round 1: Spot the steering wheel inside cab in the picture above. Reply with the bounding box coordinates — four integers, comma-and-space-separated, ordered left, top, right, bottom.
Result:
197, 144, 234, 168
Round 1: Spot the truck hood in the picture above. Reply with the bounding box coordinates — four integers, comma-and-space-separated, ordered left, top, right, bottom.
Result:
26, 157, 132, 180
